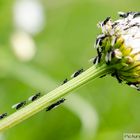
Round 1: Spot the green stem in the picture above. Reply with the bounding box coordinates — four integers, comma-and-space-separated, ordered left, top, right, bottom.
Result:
0, 63, 110, 132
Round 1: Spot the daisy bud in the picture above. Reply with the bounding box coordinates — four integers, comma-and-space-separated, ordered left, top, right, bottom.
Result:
95, 12, 140, 90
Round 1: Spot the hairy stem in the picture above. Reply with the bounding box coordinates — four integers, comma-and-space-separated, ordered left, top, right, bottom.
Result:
0, 63, 111, 132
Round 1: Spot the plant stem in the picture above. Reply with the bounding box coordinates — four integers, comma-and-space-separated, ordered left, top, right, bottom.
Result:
0, 63, 111, 132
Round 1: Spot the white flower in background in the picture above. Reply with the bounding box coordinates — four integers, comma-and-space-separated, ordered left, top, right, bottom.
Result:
13, 0, 45, 35
11, 0, 45, 61
94, 12, 140, 90
10, 31, 36, 61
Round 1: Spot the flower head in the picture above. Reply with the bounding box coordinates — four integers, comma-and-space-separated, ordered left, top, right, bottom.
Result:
94, 12, 140, 90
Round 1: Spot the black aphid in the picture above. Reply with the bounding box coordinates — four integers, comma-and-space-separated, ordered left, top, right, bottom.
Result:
112, 22, 119, 28
71, 68, 84, 78
111, 50, 115, 58
89, 56, 99, 64
96, 34, 106, 47
126, 82, 140, 91
92, 56, 99, 64
99, 74, 106, 78
118, 11, 139, 18
124, 23, 140, 30
102, 17, 110, 26
46, 98, 66, 111
118, 12, 130, 18
136, 87, 140, 91
97, 48, 102, 63
111, 70, 122, 83
62, 78, 68, 85
28, 93, 41, 102
133, 12, 140, 18
105, 51, 111, 65
0, 113, 7, 120
12, 101, 26, 110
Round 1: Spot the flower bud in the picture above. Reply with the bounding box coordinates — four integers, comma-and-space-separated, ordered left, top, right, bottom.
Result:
95, 12, 140, 90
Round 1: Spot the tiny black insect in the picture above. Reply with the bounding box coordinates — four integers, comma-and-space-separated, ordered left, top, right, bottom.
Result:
28, 93, 41, 102
12, 101, 26, 110
99, 74, 106, 78
133, 12, 140, 18
105, 51, 111, 65
0, 113, 7, 120
111, 70, 122, 83
136, 87, 140, 91
62, 78, 68, 85
96, 34, 106, 47
111, 50, 115, 59
92, 56, 98, 64
112, 22, 118, 28
124, 23, 140, 30
89, 57, 98, 65
46, 98, 66, 111
97, 48, 102, 63
127, 82, 140, 91
118, 12, 130, 18
102, 17, 110, 26
71, 68, 84, 78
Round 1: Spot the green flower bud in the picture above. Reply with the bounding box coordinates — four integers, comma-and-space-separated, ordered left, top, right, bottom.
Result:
94, 12, 140, 90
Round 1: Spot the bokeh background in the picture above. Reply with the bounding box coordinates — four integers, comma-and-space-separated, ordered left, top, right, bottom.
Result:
0, 0, 140, 140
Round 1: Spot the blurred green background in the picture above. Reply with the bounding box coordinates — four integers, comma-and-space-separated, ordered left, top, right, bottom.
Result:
0, 0, 140, 140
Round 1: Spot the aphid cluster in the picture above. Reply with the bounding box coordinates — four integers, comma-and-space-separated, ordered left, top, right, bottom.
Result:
0, 66, 86, 120
12, 93, 41, 110
3, 12, 140, 121
61, 68, 84, 85
92, 12, 140, 84
94, 19, 118, 65
0, 93, 41, 120
118, 11, 140, 18
94, 12, 140, 64
55, 68, 86, 111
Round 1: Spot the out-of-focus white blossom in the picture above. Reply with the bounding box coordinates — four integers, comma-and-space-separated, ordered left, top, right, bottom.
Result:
10, 31, 36, 61
13, 0, 45, 35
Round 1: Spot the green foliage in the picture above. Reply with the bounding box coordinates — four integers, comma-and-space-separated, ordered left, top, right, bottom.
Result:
0, 0, 140, 140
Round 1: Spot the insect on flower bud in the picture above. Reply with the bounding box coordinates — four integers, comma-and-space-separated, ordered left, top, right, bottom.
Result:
94, 12, 140, 90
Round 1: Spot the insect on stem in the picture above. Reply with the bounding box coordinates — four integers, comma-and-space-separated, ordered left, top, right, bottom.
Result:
12, 101, 26, 110
28, 93, 41, 102
46, 98, 66, 111
0, 113, 7, 120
